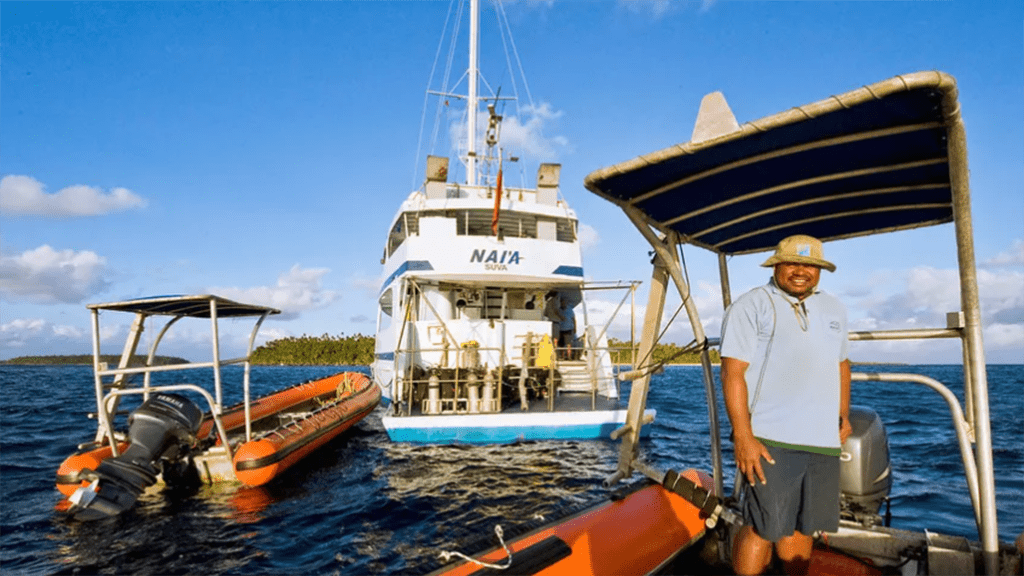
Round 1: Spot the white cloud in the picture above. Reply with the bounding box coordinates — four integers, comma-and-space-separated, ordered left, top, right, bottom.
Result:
581, 279, 726, 346
500, 102, 570, 160
208, 264, 339, 321
0, 245, 111, 304
0, 175, 147, 217
616, 0, 715, 18
0, 312, 299, 362
851, 265, 1024, 361
0, 318, 87, 357
350, 273, 384, 299
618, 0, 675, 18
982, 239, 1024, 268
985, 323, 1024, 349
446, 102, 570, 166
578, 223, 600, 252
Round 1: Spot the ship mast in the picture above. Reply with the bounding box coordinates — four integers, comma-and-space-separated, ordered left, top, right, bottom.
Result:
466, 0, 480, 186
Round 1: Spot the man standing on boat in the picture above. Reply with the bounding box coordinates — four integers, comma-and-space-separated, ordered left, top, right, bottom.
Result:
544, 290, 564, 349
558, 295, 577, 360
719, 234, 852, 575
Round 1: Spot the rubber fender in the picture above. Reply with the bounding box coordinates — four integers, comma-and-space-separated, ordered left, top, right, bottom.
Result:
55, 442, 129, 497
232, 439, 280, 487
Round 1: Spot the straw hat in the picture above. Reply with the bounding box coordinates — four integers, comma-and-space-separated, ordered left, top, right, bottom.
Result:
761, 234, 836, 272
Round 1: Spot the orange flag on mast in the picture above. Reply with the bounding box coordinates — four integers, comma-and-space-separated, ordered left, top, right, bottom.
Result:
491, 167, 503, 235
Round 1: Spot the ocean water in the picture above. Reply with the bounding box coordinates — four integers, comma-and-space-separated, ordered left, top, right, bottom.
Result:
0, 364, 1020, 575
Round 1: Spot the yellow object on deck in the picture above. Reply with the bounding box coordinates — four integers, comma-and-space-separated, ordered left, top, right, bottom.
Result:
535, 334, 554, 368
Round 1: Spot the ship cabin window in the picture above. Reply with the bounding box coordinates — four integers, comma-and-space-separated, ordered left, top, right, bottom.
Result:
378, 288, 393, 330
453, 210, 576, 241
451, 287, 544, 321
386, 213, 421, 257
387, 210, 576, 258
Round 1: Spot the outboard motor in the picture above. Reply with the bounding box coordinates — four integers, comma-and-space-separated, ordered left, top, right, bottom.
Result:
67, 393, 203, 521
839, 406, 893, 525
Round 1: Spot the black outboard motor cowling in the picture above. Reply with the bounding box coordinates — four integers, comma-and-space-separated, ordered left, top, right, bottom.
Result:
839, 406, 893, 525
67, 393, 204, 521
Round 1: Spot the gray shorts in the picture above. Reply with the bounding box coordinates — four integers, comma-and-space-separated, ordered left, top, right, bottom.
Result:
740, 443, 840, 542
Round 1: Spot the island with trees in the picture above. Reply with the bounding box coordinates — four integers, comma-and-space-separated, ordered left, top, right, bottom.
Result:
0, 355, 190, 366
2, 334, 721, 367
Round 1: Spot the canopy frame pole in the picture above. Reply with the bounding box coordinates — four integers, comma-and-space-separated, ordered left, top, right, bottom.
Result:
610, 206, 725, 496
945, 90, 998, 574
605, 244, 668, 487
717, 252, 733, 309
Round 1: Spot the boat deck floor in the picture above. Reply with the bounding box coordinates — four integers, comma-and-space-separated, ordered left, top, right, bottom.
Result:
505, 393, 625, 413
406, 392, 625, 417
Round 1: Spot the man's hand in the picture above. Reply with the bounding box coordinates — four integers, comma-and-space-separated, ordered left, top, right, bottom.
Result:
721, 357, 777, 486
839, 415, 853, 444
733, 432, 775, 486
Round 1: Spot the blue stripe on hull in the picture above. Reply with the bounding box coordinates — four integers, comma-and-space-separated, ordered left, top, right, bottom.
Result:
384, 421, 652, 444
380, 260, 433, 294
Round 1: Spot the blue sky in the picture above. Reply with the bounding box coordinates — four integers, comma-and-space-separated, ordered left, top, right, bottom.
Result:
2, 1, 1021, 364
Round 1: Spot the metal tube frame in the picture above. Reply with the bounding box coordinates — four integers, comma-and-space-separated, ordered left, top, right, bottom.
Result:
851, 371, 982, 532
87, 296, 271, 464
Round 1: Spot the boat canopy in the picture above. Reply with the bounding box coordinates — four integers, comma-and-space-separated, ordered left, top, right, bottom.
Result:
585, 71, 1005, 572
584, 71, 964, 255
86, 294, 280, 318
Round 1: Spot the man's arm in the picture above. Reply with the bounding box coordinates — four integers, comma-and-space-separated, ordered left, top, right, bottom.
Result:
839, 358, 852, 444
546, 302, 564, 322
721, 357, 775, 485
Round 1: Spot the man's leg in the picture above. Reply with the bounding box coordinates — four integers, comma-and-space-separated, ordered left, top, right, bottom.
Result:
732, 525, 773, 575
775, 531, 812, 576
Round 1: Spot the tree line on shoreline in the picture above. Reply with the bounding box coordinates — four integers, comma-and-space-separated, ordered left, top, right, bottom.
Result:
247, 334, 719, 366
0, 354, 190, 366
1, 335, 720, 367
250, 333, 376, 365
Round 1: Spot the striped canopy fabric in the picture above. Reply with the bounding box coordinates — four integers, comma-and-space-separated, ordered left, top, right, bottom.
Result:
87, 294, 280, 318
584, 71, 965, 256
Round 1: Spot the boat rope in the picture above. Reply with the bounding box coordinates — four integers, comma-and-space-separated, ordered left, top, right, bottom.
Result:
624, 336, 708, 383
336, 373, 360, 400
617, 243, 706, 383
438, 524, 514, 570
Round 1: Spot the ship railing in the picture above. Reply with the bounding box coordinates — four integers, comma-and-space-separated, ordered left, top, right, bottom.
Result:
430, 182, 560, 206
390, 277, 642, 414
87, 296, 276, 462
846, 319, 987, 533
392, 339, 635, 415
536, 338, 640, 408
392, 343, 509, 416
96, 383, 234, 462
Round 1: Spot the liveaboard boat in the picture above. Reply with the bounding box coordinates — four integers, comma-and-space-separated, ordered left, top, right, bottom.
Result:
55, 295, 380, 521
432, 72, 1021, 574
372, 0, 650, 443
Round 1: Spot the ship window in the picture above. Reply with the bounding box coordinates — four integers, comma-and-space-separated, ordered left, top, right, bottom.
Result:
391, 209, 575, 243
556, 218, 577, 242
447, 209, 576, 242
387, 213, 422, 256
387, 220, 406, 256
377, 288, 393, 332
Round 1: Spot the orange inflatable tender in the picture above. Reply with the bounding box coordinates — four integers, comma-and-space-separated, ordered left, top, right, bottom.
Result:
56, 372, 379, 493
232, 374, 380, 486
438, 469, 713, 576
